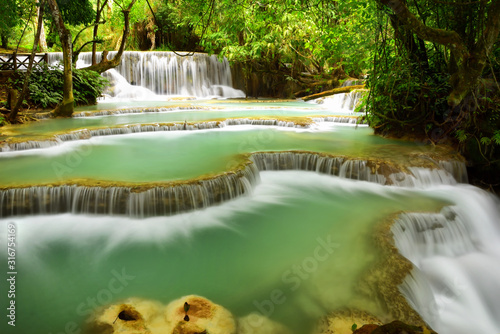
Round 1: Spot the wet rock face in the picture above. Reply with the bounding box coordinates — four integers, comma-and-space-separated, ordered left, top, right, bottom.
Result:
370, 321, 437, 334
353, 324, 380, 334
315, 309, 383, 334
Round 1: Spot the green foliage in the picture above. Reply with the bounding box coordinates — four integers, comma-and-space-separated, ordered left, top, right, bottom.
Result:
493, 131, 500, 145
456, 130, 468, 143
351, 323, 358, 332
366, 0, 500, 176
0, 0, 20, 32
146, 0, 376, 78
0, 0, 38, 47
366, 37, 452, 138
73, 68, 109, 105
149, 0, 201, 51
54, 0, 95, 26
12, 64, 108, 108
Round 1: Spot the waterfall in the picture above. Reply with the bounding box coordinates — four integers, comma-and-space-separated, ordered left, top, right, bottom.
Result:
392, 189, 500, 334
2, 117, 371, 152
0, 150, 468, 218
311, 116, 365, 124
388, 167, 460, 188
0, 139, 63, 151
0, 162, 260, 218
438, 160, 468, 183
0, 119, 303, 152
72, 106, 207, 117
251, 152, 388, 184
307, 78, 367, 114
48, 51, 246, 99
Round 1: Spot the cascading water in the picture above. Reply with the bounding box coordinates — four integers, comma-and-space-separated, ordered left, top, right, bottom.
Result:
0, 162, 259, 217
0, 118, 358, 152
308, 79, 366, 114
0, 150, 467, 218
48, 51, 246, 99
1, 90, 499, 334
392, 184, 500, 334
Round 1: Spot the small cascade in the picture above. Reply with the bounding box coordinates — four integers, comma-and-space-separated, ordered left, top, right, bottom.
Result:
101, 68, 158, 100
0, 119, 309, 152
0, 149, 470, 217
438, 160, 468, 183
0, 116, 369, 153
312, 91, 364, 113
0, 152, 388, 218
311, 116, 365, 124
397, 267, 439, 326
222, 118, 298, 127
0, 139, 62, 152
251, 152, 388, 184
0, 163, 260, 218
391, 190, 500, 333
72, 105, 206, 117
388, 163, 467, 187
392, 208, 476, 262
309, 79, 366, 113
49, 51, 246, 99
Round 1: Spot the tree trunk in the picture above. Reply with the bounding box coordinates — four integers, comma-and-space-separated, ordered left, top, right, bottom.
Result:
92, 0, 109, 65
92, 0, 101, 65
378, 0, 500, 107
302, 85, 365, 101
1, 32, 8, 49
9, 0, 45, 123
47, 0, 74, 117
36, 4, 48, 51
84, 0, 138, 73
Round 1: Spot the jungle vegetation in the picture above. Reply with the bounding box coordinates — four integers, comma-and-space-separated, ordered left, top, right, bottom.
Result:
1, 0, 499, 188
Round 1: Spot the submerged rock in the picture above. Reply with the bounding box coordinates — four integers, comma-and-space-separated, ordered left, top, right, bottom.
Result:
85, 295, 236, 334
353, 324, 380, 334
369, 320, 436, 334
315, 309, 382, 334
84, 295, 290, 334
165, 295, 236, 334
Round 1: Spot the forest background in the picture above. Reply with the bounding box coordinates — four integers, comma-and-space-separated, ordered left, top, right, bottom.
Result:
0, 0, 499, 190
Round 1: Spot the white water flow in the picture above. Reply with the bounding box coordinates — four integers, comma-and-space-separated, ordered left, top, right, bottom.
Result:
1, 52, 499, 333
48, 51, 246, 100
392, 182, 500, 334
308, 79, 365, 114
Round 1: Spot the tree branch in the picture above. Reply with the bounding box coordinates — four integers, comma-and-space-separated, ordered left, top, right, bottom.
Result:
10, 0, 45, 123
82, 0, 138, 73
378, 0, 467, 60
73, 39, 104, 62
301, 85, 365, 101
73, 21, 106, 46
474, 0, 500, 56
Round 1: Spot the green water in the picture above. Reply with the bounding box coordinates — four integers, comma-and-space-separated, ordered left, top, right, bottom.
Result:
0, 126, 424, 187
0, 101, 452, 334
0, 172, 447, 334
4, 101, 352, 136
75, 99, 325, 111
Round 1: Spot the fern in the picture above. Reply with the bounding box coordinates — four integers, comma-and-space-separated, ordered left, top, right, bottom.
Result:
493, 131, 500, 145
455, 130, 468, 143
480, 137, 491, 145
